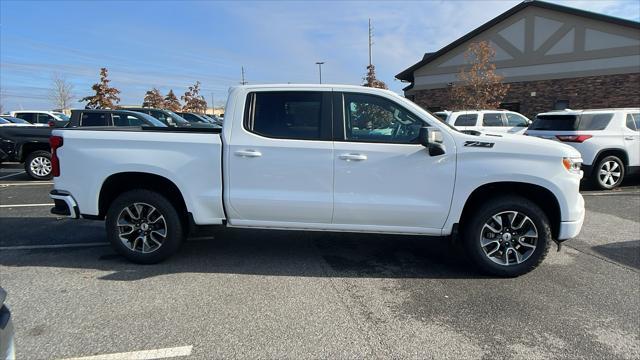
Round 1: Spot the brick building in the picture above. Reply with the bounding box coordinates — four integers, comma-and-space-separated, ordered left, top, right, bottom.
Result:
396, 0, 640, 118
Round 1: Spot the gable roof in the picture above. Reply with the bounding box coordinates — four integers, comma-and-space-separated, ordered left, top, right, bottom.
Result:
395, 0, 640, 82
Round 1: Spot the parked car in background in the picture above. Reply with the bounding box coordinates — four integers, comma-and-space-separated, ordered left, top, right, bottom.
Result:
443, 110, 531, 135
0, 115, 33, 127
526, 108, 639, 190
433, 110, 451, 122
124, 107, 189, 127
203, 114, 224, 126
49, 84, 585, 277
67, 109, 166, 128
0, 288, 15, 360
177, 112, 210, 124
10, 110, 70, 127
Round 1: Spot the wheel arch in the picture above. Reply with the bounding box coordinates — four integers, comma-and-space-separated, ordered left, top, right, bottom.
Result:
593, 148, 628, 167
458, 182, 562, 239
20, 142, 51, 162
98, 172, 189, 226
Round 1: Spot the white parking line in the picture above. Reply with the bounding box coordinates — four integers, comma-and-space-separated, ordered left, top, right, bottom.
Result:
0, 243, 109, 251
61, 346, 193, 360
0, 171, 25, 180
0, 203, 53, 208
0, 181, 53, 186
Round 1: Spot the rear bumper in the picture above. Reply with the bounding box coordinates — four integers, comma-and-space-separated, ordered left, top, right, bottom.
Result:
49, 190, 79, 219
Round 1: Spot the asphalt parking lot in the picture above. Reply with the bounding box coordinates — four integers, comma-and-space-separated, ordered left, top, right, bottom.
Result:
1, 162, 639, 359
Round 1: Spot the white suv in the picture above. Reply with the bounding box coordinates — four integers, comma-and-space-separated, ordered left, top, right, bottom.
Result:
435, 110, 531, 135
10, 110, 70, 127
526, 108, 640, 190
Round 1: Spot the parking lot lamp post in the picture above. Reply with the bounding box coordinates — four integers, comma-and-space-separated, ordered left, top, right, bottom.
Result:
315, 62, 325, 84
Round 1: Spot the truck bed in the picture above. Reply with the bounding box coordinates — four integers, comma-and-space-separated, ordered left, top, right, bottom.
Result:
52, 127, 226, 225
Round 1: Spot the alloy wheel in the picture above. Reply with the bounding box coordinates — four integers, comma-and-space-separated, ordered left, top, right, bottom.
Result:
598, 160, 621, 187
30, 156, 51, 177
117, 202, 167, 253
479, 211, 538, 266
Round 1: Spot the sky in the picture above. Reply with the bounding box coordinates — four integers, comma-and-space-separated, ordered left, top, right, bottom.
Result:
1, 0, 639, 111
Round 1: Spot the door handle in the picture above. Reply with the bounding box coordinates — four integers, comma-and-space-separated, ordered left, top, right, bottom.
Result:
624, 136, 634, 140
339, 153, 367, 161
235, 149, 262, 158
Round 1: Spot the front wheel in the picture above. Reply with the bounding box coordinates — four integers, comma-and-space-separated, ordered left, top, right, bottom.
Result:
463, 196, 552, 277
106, 189, 184, 264
24, 150, 52, 180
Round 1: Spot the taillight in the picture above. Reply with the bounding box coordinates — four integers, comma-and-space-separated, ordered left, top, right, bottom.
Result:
556, 135, 592, 143
50, 135, 63, 177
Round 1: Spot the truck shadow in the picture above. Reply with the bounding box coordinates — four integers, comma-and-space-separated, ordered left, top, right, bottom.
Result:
591, 239, 640, 270
0, 217, 483, 280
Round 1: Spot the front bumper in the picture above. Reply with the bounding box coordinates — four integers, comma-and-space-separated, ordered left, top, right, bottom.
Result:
558, 194, 585, 240
49, 190, 79, 219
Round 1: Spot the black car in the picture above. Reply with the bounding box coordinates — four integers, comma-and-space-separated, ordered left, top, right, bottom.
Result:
67, 109, 166, 128
124, 108, 192, 127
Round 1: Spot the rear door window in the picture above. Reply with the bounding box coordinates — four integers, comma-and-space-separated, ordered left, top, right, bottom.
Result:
245, 91, 330, 140
482, 113, 504, 127
577, 113, 613, 130
15, 113, 35, 123
454, 114, 478, 127
81, 112, 110, 126
626, 113, 639, 131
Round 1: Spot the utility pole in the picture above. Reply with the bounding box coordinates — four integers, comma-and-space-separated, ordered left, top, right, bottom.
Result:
240, 66, 247, 85
211, 92, 214, 114
368, 18, 373, 68
315, 61, 324, 84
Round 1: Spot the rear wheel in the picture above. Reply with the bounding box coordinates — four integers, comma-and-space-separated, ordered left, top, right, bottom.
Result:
593, 155, 624, 190
106, 189, 184, 264
24, 150, 52, 180
463, 196, 551, 277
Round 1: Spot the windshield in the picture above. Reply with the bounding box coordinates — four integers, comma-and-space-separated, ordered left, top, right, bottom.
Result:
164, 110, 190, 125
137, 113, 168, 127
0, 117, 9, 124
53, 112, 70, 121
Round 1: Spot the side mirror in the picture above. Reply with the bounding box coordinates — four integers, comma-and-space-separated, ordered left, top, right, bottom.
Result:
418, 127, 446, 156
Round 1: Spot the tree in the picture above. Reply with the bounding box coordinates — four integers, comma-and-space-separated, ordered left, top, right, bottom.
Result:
80, 67, 121, 109
449, 41, 510, 109
49, 73, 74, 110
142, 87, 164, 108
162, 89, 182, 111
362, 64, 388, 89
163, 89, 181, 112
181, 81, 207, 113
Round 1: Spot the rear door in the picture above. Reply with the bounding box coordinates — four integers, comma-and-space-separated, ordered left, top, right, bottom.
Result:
226, 90, 334, 225
332, 91, 455, 232
480, 112, 507, 133
624, 112, 640, 166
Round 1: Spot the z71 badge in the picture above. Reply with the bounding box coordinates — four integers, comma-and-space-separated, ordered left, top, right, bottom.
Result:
464, 141, 494, 148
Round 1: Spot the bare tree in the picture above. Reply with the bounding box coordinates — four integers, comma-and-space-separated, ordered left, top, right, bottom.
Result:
80, 67, 121, 109
49, 73, 74, 111
449, 41, 510, 109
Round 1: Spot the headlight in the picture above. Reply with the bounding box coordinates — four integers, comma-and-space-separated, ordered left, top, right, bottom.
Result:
562, 157, 582, 174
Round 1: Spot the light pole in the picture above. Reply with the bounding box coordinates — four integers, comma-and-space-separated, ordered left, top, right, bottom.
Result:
315, 61, 325, 84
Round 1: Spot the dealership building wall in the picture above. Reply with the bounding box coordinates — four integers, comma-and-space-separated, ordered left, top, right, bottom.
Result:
396, 1, 640, 119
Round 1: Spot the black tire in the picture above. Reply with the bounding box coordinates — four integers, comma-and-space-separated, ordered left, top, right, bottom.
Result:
592, 155, 625, 190
463, 196, 551, 277
106, 189, 184, 264
24, 150, 53, 180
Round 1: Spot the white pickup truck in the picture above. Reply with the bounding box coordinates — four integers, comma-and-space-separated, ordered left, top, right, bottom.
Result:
50, 85, 585, 277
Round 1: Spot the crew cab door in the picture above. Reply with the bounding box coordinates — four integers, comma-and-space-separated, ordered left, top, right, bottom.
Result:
332, 91, 456, 233
226, 90, 334, 225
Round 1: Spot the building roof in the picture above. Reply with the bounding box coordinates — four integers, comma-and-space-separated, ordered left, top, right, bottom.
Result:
395, 0, 640, 82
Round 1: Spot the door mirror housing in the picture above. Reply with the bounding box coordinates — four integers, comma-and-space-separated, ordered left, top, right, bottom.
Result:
418, 126, 446, 156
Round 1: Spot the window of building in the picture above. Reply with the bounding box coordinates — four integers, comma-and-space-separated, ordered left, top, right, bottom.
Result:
554, 100, 569, 110
343, 93, 423, 143
245, 91, 326, 140
427, 106, 443, 112
454, 114, 478, 127
482, 113, 504, 127
81, 112, 110, 127
499, 102, 521, 112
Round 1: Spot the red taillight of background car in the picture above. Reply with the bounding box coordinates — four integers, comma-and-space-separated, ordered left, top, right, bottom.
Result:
48, 120, 55, 127
50, 135, 63, 177
556, 135, 592, 143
